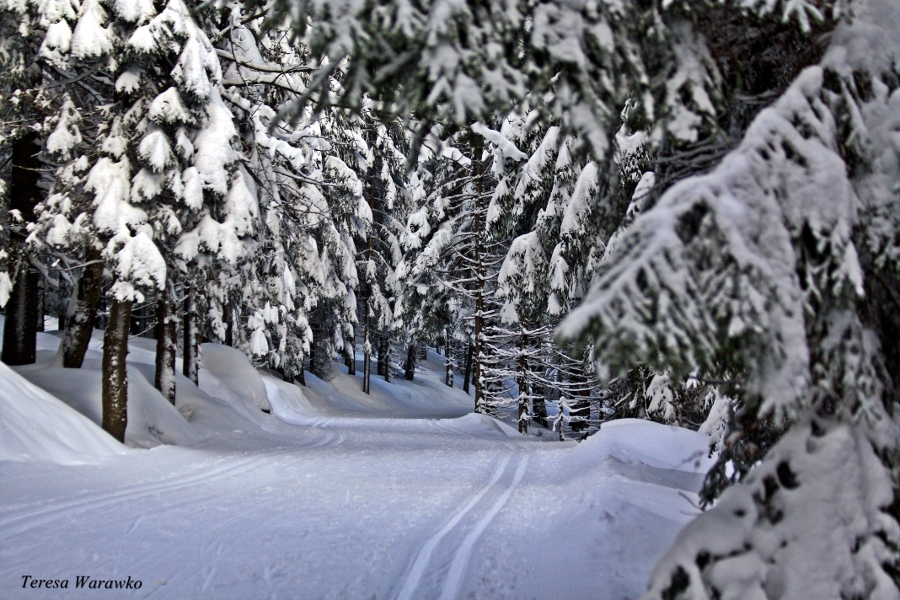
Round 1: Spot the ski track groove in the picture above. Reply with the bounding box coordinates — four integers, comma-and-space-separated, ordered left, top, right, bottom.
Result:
0, 428, 342, 537
439, 453, 529, 600
395, 451, 530, 600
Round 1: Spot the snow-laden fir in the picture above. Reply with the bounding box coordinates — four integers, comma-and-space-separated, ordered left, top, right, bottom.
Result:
2, 0, 900, 596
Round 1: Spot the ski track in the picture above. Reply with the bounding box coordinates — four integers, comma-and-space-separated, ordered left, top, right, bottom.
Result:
395, 451, 530, 600
439, 453, 529, 600
0, 429, 342, 537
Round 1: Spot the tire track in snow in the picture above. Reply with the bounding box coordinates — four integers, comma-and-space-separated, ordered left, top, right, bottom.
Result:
395, 452, 530, 600
0, 429, 341, 536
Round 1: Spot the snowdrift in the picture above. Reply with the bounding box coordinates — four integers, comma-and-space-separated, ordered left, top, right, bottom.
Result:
0, 361, 126, 464
19, 362, 202, 448
199, 343, 270, 412
575, 418, 712, 473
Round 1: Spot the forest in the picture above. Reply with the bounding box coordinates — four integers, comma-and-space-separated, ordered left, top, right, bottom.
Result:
1, 0, 899, 597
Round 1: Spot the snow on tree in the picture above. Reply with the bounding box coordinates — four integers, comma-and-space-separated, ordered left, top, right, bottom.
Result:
23, 0, 258, 434
394, 126, 482, 382
556, 0, 900, 595
0, 0, 66, 366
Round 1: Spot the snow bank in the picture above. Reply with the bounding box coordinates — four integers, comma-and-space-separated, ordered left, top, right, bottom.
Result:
438, 413, 523, 438
19, 364, 200, 448
296, 359, 472, 420
263, 374, 319, 424
574, 419, 713, 473
199, 343, 270, 412
0, 361, 125, 464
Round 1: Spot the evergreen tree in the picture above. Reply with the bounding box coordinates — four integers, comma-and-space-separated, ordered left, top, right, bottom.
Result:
556, 2, 900, 595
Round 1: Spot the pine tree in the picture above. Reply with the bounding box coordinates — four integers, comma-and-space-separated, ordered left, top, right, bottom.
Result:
556, 2, 900, 595
0, 0, 66, 365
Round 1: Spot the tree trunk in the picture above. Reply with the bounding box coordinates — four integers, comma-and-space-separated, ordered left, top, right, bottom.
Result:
463, 340, 473, 394
154, 289, 177, 404
380, 336, 391, 382
532, 343, 549, 427
362, 144, 376, 393
471, 135, 486, 413
62, 248, 103, 368
1, 132, 41, 366
363, 335, 371, 393
223, 300, 234, 347
517, 330, 529, 434
362, 327, 371, 392
445, 336, 454, 388
35, 277, 44, 332
569, 361, 591, 437
182, 285, 199, 385
533, 396, 549, 428
1, 263, 39, 366
102, 296, 131, 443
57, 291, 67, 331
404, 340, 416, 381
346, 330, 356, 376
377, 335, 386, 376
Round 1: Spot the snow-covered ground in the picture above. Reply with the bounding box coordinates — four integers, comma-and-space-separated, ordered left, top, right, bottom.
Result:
0, 321, 713, 599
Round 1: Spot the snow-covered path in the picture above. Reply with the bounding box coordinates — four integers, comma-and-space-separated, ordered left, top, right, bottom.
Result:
1, 420, 707, 599
1, 328, 713, 599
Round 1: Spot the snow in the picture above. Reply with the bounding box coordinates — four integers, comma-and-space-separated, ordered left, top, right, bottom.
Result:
199, 343, 270, 412
148, 87, 194, 125
0, 271, 10, 307
70, 0, 113, 59
0, 319, 715, 599
644, 416, 899, 600
0, 362, 125, 465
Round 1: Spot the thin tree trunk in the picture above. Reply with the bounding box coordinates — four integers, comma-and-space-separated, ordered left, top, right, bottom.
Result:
62, 248, 103, 368
102, 296, 131, 443
471, 134, 486, 413
381, 336, 391, 382
404, 340, 416, 381
57, 287, 67, 331
463, 340, 473, 394
362, 325, 371, 392
533, 396, 548, 428
445, 334, 454, 388
35, 277, 44, 332
517, 330, 529, 434
377, 335, 386, 376
182, 285, 199, 385
154, 289, 177, 404
347, 340, 356, 375
223, 300, 234, 347
1, 132, 41, 366
345, 326, 356, 375
532, 345, 549, 428
362, 170, 376, 393
569, 361, 591, 436
363, 336, 371, 392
